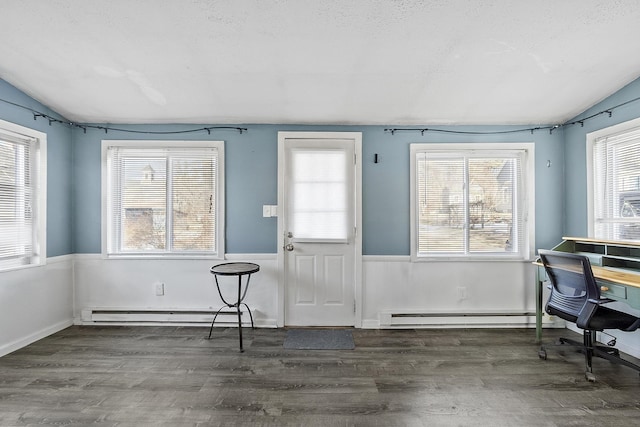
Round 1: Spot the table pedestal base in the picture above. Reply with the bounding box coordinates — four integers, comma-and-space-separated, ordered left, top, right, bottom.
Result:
207, 262, 260, 352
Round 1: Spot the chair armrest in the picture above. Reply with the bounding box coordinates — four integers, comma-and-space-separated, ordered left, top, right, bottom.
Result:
577, 302, 598, 329
587, 298, 615, 305
624, 317, 640, 332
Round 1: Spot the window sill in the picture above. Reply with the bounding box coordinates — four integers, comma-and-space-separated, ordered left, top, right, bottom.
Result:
411, 255, 529, 262
0, 260, 46, 273
103, 253, 223, 260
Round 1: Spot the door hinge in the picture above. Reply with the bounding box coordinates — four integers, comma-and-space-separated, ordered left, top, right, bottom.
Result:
353, 301, 356, 314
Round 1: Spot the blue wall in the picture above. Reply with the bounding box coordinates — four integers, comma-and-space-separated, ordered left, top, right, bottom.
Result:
563, 78, 640, 238
71, 124, 282, 254
70, 123, 565, 255
0, 77, 572, 256
0, 80, 73, 257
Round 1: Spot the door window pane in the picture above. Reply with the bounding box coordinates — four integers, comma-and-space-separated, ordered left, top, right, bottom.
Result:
289, 149, 348, 240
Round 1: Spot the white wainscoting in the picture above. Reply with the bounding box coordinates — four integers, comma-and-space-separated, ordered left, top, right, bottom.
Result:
74, 254, 545, 329
362, 256, 544, 328
361, 256, 640, 359
73, 254, 279, 328
0, 255, 74, 357
7, 254, 640, 360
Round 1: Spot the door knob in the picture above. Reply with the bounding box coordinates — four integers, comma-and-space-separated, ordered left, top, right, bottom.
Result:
285, 243, 294, 251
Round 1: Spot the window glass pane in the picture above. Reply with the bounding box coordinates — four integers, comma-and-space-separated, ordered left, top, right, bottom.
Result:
0, 136, 34, 267
290, 149, 348, 240
121, 157, 166, 251
172, 156, 216, 251
593, 131, 640, 241
417, 155, 465, 253
105, 143, 221, 256
413, 146, 527, 258
468, 158, 515, 253
613, 141, 640, 240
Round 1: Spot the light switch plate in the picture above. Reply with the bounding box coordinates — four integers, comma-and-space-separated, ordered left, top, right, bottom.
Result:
263, 205, 277, 217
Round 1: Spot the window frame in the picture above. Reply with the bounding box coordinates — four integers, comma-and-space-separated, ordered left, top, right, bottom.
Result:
0, 119, 47, 272
410, 142, 535, 262
587, 117, 640, 242
101, 140, 224, 259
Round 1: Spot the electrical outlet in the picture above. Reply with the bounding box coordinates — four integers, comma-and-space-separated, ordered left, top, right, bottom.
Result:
155, 282, 165, 296
457, 286, 467, 300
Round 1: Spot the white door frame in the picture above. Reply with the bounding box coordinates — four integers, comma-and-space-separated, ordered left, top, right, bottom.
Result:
277, 131, 362, 328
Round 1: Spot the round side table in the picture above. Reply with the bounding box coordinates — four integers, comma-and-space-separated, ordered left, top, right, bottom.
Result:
208, 262, 260, 352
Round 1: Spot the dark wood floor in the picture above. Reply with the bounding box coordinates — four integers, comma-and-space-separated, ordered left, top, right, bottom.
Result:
1, 326, 640, 426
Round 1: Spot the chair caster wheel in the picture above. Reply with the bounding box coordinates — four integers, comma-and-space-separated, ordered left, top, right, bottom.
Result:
538, 347, 547, 360
585, 371, 596, 382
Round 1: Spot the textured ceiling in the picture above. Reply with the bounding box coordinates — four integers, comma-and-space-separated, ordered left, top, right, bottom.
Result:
1, 0, 640, 125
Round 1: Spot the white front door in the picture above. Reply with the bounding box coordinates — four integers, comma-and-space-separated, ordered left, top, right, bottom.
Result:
277, 132, 361, 327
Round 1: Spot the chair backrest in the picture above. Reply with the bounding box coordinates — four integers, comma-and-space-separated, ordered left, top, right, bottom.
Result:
538, 249, 601, 322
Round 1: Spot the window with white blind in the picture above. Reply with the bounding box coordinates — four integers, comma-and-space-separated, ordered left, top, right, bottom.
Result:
102, 140, 224, 257
589, 120, 640, 242
0, 119, 46, 271
410, 143, 534, 260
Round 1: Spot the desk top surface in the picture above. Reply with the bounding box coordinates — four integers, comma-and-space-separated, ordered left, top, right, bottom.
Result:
534, 237, 640, 289
562, 236, 640, 247
533, 260, 640, 288
210, 262, 260, 276
591, 265, 640, 288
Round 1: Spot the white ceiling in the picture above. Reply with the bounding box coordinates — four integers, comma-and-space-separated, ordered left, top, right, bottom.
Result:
1, 0, 640, 126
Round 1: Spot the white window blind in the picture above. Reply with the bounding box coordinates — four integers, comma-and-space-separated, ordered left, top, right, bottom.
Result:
287, 148, 350, 240
412, 145, 531, 259
592, 127, 640, 241
0, 128, 41, 270
105, 143, 221, 256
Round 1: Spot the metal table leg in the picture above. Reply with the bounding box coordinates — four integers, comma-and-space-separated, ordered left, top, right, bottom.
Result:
207, 264, 257, 352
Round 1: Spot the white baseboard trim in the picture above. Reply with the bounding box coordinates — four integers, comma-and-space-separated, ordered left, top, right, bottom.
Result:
73, 320, 278, 328
361, 319, 380, 329
0, 319, 73, 357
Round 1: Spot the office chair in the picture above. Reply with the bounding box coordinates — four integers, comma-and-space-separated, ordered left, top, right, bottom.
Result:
538, 249, 640, 381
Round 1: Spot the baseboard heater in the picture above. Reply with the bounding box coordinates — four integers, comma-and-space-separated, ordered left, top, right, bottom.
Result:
80, 308, 250, 326
379, 310, 538, 328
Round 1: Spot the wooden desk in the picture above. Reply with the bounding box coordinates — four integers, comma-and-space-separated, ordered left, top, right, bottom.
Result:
534, 237, 640, 343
